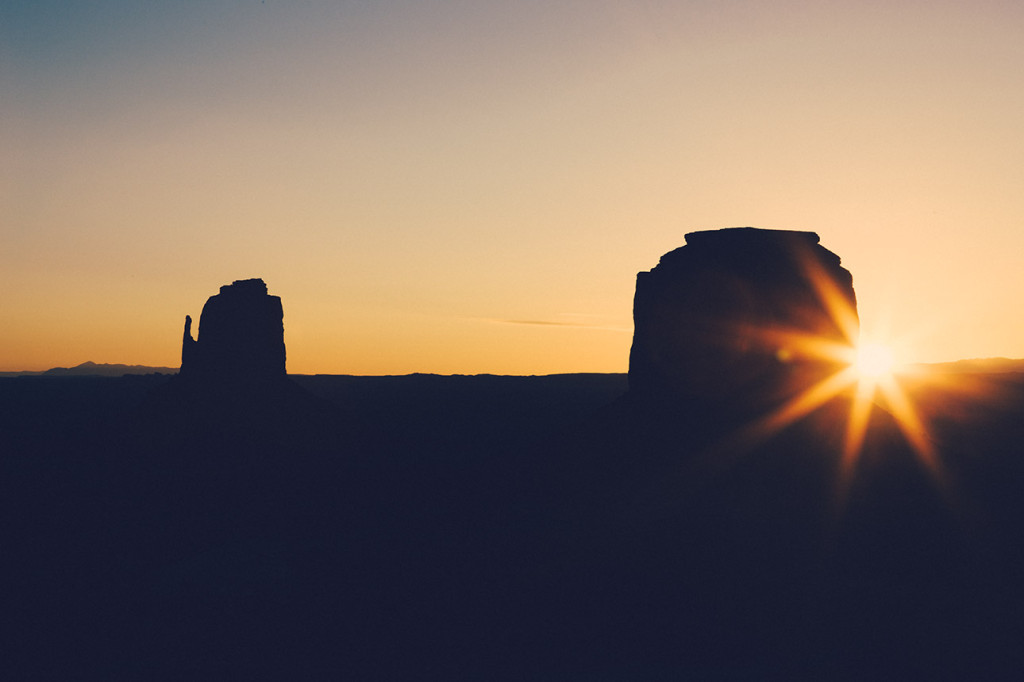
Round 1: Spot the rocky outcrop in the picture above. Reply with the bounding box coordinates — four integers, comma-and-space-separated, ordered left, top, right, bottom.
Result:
628, 227, 857, 409
180, 278, 286, 383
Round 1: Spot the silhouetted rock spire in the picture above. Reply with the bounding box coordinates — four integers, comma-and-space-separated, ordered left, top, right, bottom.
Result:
628, 227, 857, 409
180, 278, 286, 383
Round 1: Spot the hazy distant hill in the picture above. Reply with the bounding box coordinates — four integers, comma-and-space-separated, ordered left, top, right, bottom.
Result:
0, 361, 178, 377
909, 357, 1024, 374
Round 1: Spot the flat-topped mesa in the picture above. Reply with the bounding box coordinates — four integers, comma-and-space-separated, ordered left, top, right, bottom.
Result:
628, 227, 858, 410
180, 278, 286, 383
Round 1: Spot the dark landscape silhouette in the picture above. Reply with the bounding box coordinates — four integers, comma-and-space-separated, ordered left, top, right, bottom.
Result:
6, 228, 1024, 679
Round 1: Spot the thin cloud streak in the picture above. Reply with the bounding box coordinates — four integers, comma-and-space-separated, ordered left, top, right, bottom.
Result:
487, 318, 631, 332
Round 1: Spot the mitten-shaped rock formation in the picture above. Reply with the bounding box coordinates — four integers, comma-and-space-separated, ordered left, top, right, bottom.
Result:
180, 278, 286, 383
628, 228, 857, 409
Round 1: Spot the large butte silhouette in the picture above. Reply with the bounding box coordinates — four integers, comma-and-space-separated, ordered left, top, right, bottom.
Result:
629, 227, 856, 417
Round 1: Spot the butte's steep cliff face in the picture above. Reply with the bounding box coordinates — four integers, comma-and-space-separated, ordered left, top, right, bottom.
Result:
628, 227, 857, 410
180, 278, 286, 383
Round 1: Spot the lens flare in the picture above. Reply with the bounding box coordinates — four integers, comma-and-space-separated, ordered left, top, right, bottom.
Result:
721, 246, 942, 500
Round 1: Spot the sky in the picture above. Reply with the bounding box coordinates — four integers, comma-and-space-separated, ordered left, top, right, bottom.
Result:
3, 0, 1024, 375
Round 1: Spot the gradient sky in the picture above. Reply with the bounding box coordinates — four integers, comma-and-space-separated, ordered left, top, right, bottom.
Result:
4, 0, 1024, 374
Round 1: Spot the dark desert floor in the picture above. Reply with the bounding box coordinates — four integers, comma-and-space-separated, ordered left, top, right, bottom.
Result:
5, 369, 1024, 679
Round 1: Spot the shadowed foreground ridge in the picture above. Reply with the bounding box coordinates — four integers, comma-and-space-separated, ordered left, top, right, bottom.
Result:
629, 227, 857, 412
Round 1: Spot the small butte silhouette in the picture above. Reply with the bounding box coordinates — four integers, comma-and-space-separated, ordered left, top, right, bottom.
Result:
143, 277, 334, 448
5, 227, 1024, 680
181, 278, 287, 384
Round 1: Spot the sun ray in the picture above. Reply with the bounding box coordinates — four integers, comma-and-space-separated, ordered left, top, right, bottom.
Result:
737, 324, 858, 366
760, 366, 858, 435
794, 243, 861, 347
877, 374, 939, 473
730, 365, 859, 451
843, 378, 876, 476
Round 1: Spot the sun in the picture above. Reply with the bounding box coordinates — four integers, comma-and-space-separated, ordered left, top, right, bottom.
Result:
854, 342, 895, 381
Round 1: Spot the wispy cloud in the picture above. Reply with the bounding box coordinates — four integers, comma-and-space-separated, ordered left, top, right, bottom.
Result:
485, 318, 631, 332
500, 319, 583, 327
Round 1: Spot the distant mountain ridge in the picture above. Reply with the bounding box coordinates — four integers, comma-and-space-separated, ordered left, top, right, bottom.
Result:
909, 357, 1024, 374
0, 361, 179, 378
3, 357, 1023, 379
